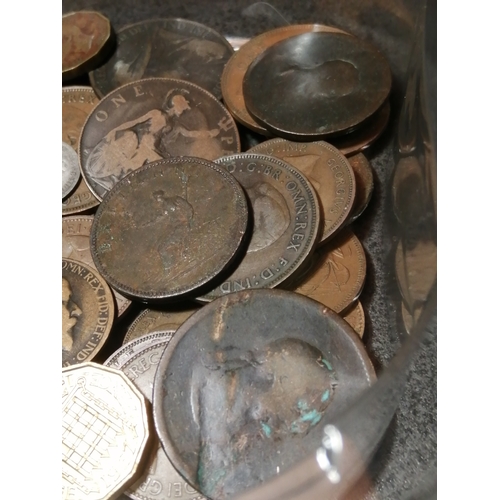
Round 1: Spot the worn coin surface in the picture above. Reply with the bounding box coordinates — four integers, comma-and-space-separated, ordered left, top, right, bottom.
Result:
153, 289, 375, 500
346, 152, 374, 223
243, 31, 392, 139
62, 362, 150, 500
342, 301, 365, 338
62, 258, 115, 367
248, 139, 355, 244
63, 87, 100, 215
200, 153, 320, 300
62, 142, 81, 199
62, 11, 113, 81
291, 229, 366, 314
221, 24, 349, 135
80, 78, 240, 201
91, 157, 248, 301
104, 333, 206, 500
90, 18, 233, 100
62, 216, 132, 317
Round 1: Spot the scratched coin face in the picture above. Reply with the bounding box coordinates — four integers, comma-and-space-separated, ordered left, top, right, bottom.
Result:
62, 258, 115, 367
90, 157, 248, 301
80, 78, 240, 201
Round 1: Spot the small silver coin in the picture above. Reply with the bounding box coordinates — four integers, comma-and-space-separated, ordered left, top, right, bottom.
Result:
62, 142, 80, 199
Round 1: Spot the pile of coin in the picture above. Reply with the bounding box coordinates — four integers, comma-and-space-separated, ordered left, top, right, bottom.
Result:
62, 11, 391, 500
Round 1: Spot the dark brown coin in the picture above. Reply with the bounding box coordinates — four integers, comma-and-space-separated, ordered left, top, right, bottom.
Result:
90, 157, 248, 301
79, 78, 241, 201
62, 258, 114, 367
346, 152, 374, 223
62, 87, 100, 215
243, 31, 392, 139
62, 11, 113, 82
200, 153, 320, 300
153, 289, 375, 500
247, 139, 355, 244
62, 216, 132, 317
89, 18, 234, 100
221, 24, 349, 135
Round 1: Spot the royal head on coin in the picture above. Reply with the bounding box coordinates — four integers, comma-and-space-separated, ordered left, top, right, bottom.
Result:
79, 78, 241, 201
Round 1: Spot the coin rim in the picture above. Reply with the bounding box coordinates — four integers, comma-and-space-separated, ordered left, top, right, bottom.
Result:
62, 142, 81, 199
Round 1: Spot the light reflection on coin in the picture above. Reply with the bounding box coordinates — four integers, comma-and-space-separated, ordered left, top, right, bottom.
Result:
62, 142, 80, 199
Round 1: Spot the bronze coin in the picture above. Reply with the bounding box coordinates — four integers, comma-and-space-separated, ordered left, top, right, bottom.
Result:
342, 301, 365, 338
152, 289, 375, 500
62, 216, 132, 317
90, 18, 234, 100
221, 24, 349, 135
200, 153, 320, 300
62, 87, 100, 215
291, 229, 366, 314
90, 157, 248, 301
243, 31, 392, 139
346, 152, 374, 223
79, 78, 241, 201
62, 258, 115, 367
247, 139, 355, 244
62, 11, 113, 82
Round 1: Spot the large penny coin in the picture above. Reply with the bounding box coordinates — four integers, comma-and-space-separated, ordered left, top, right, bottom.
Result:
243, 31, 392, 139
248, 139, 355, 244
90, 158, 248, 301
62, 258, 115, 367
79, 78, 241, 201
346, 152, 374, 223
221, 24, 349, 135
153, 289, 375, 500
90, 18, 234, 100
201, 153, 320, 300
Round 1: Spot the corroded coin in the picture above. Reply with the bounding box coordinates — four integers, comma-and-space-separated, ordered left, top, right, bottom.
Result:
123, 306, 199, 345
62, 142, 80, 199
153, 289, 375, 500
62, 11, 113, 82
62, 362, 150, 500
62, 258, 115, 367
90, 18, 234, 100
62, 216, 132, 317
201, 153, 320, 300
248, 139, 355, 244
346, 152, 374, 223
90, 157, 248, 301
63, 87, 100, 215
79, 78, 241, 201
221, 24, 349, 135
104, 333, 206, 500
243, 31, 392, 139
291, 229, 366, 314
342, 301, 365, 338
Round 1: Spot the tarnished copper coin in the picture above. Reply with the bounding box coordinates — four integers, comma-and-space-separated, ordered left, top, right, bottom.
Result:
221, 24, 349, 135
342, 301, 365, 338
62, 362, 150, 500
80, 78, 241, 201
62, 142, 81, 199
153, 289, 375, 500
62, 11, 113, 82
62, 87, 100, 215
91, 158, 248, 301
62, 258, 115, 367
243, 31, 392, 139
105, 333, 206, 500
291, 229, 366, 314
248, 139, 355, 244
62, 216, 132, 317
346, 152, 374, 223
200, 153, 320, 300
90, 18, 234, 100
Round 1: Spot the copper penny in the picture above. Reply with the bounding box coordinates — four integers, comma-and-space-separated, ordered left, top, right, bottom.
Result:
90, 18, 234, 100
90, 157, 248, 301
200, 153, 320, 300
248, 139, 355, 244
62, 216, 132, 317
221, 24, 349, 135
243, 31, 392, 139
291, 229, 366, 314
62, 258, 115, 367
153, 289, 375, 500
79, 78, 241, 201
342, 301, 365, 338
346, 152, 374, 223
62, 11, 113, 82
62, 87, 100, 215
